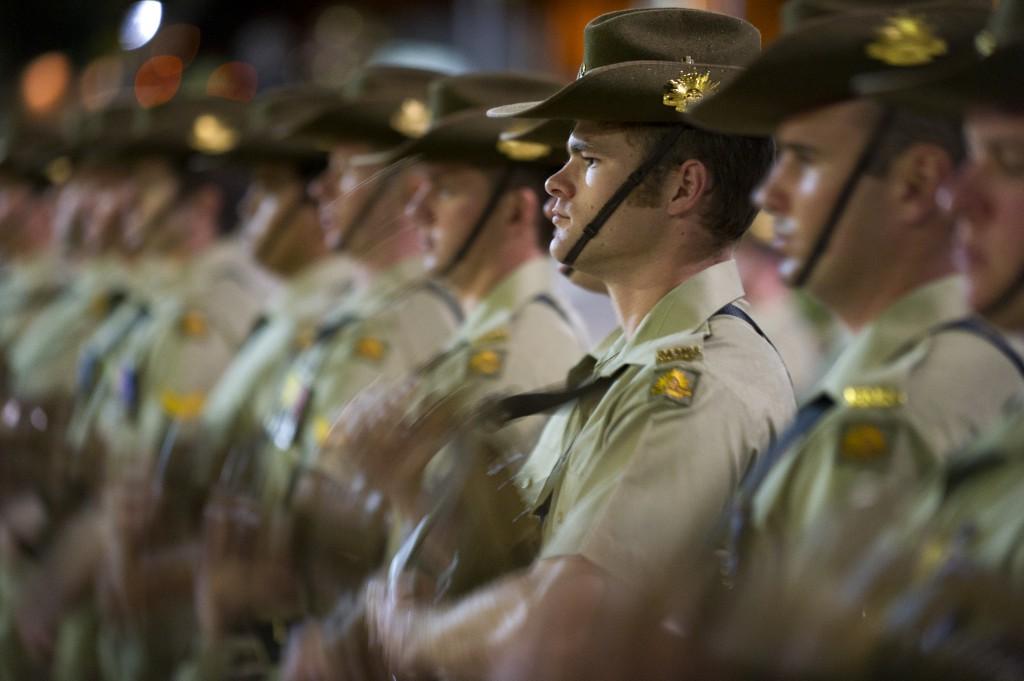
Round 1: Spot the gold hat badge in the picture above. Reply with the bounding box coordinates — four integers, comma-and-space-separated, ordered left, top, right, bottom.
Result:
866, 13, 948, 67
975, 29, 997, 57
662, 70, 719, 113
497, 123, 551, 162
190, 114, 240, 154
390, 98, 431, 138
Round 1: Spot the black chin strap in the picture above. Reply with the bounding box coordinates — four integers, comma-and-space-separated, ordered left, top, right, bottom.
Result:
980, 268, 1024, 320
560, 127, 687, 275
332, 162, 401, 253
439, 165, 513, 278
793, 106, 896, 288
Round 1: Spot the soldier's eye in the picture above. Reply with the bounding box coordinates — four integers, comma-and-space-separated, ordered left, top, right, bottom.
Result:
581, 155, 598, 168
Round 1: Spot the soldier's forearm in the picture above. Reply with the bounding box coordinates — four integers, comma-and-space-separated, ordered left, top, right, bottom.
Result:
403, 573, 533, 680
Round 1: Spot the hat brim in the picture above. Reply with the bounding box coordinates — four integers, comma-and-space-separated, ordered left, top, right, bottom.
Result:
487, 60, 744, 124
686, 6, 988, 136
356, 108, 566, 168
853, 43, 1024, 116
291, 98, 413, 149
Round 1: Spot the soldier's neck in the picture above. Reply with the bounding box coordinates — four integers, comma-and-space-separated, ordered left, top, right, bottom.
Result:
607, 252, 730, 340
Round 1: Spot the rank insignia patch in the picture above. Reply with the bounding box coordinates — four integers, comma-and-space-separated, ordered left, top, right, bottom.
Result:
468, 349, 505, 377
355, 337, 388, 362
160, 389, 206, 420
656, 345, 702, 364
839, 423, 891, 462
180, 310, 208, 337
842, 386, 905, 409
651, 368, 700, 406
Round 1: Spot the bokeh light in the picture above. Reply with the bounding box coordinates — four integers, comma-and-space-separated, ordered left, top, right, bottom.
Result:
80, 56, 125, 111
134, 55, 183, 108
120, 1, 164, 50
21, 52, 72, 115
206, 62, 258, 102
190, 114, 240, 154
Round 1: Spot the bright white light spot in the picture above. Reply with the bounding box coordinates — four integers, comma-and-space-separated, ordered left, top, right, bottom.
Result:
120, 1, 164, 51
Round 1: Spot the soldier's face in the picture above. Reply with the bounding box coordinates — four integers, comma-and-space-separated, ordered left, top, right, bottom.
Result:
545, 122, 663, 276
405, 162, 499, 275
754, 101, 890, 302
314, 143, 370, 242
953, 109, 1024, 326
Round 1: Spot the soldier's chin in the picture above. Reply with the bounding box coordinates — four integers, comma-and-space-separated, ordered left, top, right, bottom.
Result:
777, 256, 803, 287
974, 279, 1024, 330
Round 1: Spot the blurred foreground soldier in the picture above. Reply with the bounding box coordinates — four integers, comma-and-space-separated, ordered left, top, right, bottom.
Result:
686, 1, 1024, 572
327, 8, 795, 680
189, 66, 465, 679
847, 0, 1024, 590
277, 70, 594, 679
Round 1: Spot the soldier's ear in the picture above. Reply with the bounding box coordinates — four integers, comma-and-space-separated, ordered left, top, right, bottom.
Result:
506, 186, 540, 231
889, 144, 954, 227
666, 159, 709, 219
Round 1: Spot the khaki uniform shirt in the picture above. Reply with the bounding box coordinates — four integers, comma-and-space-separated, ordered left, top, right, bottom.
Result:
525, 260, 795, 586
255, 259, 461, 505
749, 276, 1024, 543
88, 242, 281, 468
6, 257, 130, 401
0, 252, 66, 354
410, 257, 591, 462
880, 402, 1024, 589
200, 254, 356, 452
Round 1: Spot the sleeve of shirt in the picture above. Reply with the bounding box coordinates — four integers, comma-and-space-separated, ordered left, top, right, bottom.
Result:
540, 378, 760, 587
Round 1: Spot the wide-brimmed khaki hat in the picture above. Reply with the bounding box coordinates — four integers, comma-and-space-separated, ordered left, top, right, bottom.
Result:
290, 65, 444, 150
854, 0, 1024, 113
354, 71, 567, 167
486, 7, 760, 124
687, 2, 989, 136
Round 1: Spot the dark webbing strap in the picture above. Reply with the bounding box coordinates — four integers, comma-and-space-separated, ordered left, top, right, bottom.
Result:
933, 316, 1024, 379
562, 126, 687, 267
333, 164, 398, 253
439, 166, 514, 277
980, 269, 1024, 321
794, 107, 896, 287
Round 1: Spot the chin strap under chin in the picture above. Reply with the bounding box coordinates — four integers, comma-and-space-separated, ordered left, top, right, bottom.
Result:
980, 268, 1024, 320
438, 165, 514, 278
332, 160, 406, 253
560, 127, 687, 275
793, 106, 895, 288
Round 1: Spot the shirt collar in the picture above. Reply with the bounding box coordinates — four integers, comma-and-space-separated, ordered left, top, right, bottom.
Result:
457, 257, 555, 342
819, 275, 970, 396
354, 257, 426, 314
595, 259, 746, 375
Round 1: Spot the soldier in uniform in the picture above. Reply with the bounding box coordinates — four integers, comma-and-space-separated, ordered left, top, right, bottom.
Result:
682, 1, 1024, 574
843, 0, 1024, 591
285, 8, 795, 679
185, 65, 462, 680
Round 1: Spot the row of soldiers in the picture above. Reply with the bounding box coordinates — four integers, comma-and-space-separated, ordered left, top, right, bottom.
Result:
1, 0, 1024, 678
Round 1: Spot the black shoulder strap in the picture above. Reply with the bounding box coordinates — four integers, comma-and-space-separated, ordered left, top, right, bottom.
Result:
487, 365, 629, 425
422, 279, 464, 324
933, 316, 1024, 379
715, 302, 776, 350
527, 292, 571, 325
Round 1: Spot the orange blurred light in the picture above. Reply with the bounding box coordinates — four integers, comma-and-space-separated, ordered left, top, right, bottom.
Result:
134, 55, 182, 108
148, 23, 201, 65
206, 62, 258, 102
80, 56, 125, 111
21, 52, 72, 115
